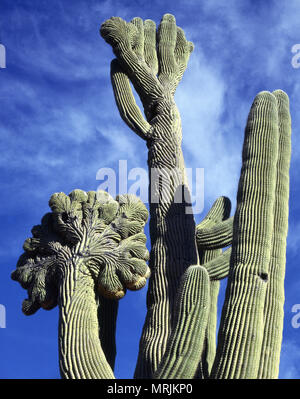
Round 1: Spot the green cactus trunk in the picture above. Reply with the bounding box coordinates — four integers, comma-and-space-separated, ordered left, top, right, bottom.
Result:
257, 90, 291, 378
100, 14, 199, 378
58, 258, 115, 379
211, 91, 279, 379
134, 103, 198, 378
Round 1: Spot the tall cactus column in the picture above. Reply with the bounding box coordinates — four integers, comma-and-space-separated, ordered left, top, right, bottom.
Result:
257, 90, 292, 378
100, 14, 198, 378
211, 91, 280, 379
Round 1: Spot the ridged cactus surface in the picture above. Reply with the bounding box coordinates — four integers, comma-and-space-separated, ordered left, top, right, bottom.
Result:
211, 91, 290, 379
195, 196, 232, 378
257, 90, 291, 378
154, 265, 210, 379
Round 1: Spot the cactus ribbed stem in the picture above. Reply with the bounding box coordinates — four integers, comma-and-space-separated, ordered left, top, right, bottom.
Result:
58, 259, 114, 379
196, 217, 233, 250
195, 196, 231, 378
257, 90, 291, 378
211, 91, 279, 379
154, 266, 210, 379
205, 247, 231, 281
134, 123, 198, 378
196, 251, 220, 379
110, 59, 151, 140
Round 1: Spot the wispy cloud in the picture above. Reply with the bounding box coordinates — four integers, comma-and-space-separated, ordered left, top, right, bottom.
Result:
280, 340, 300, 378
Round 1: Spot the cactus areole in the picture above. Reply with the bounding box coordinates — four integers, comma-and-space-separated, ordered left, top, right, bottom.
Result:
12, 14, 291, 379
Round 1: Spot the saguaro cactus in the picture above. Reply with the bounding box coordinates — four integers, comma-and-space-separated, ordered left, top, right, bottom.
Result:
12, 190, 150, 378
12, 14, 291, 379
100, 14, 199, 378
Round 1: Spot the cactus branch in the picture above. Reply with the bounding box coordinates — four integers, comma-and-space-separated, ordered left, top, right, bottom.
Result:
204, 247, 232, 281
58, 259, 115, 379
110, 59, 152, 140
154, 266, 210, 379
195, 196, 231, 379
196, 217, 233, 250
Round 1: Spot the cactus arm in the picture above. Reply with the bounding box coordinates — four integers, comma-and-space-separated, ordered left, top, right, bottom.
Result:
197, 196, 231, 229
100, 17, 163, 110
174, 27, 194, 90
196, 247, 232, 378
157, 15, 194, 93
210, 91, 279, 379
110, 59, 152, 140
257, 90, 291, 378
195, 197, 231, 379
196, 248, 221, 380
153, 266, 210, 379
196, 216, 233, 250
143, 19, 159, 75
204, 247, 232, 281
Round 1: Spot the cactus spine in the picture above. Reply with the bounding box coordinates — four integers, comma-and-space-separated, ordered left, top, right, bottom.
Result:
11, 14, 291, 380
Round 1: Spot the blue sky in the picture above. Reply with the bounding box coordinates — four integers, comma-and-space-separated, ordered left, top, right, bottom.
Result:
1, 0, 300, 379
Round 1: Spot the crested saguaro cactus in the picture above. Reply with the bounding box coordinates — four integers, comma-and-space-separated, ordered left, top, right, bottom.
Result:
100, 14, 199, 378
12, 190, 150, 378
12, 14, 291, 379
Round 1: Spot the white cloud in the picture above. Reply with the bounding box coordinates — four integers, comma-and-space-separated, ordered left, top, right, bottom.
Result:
280, 340, 300, 378
176, 50, 242, 216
